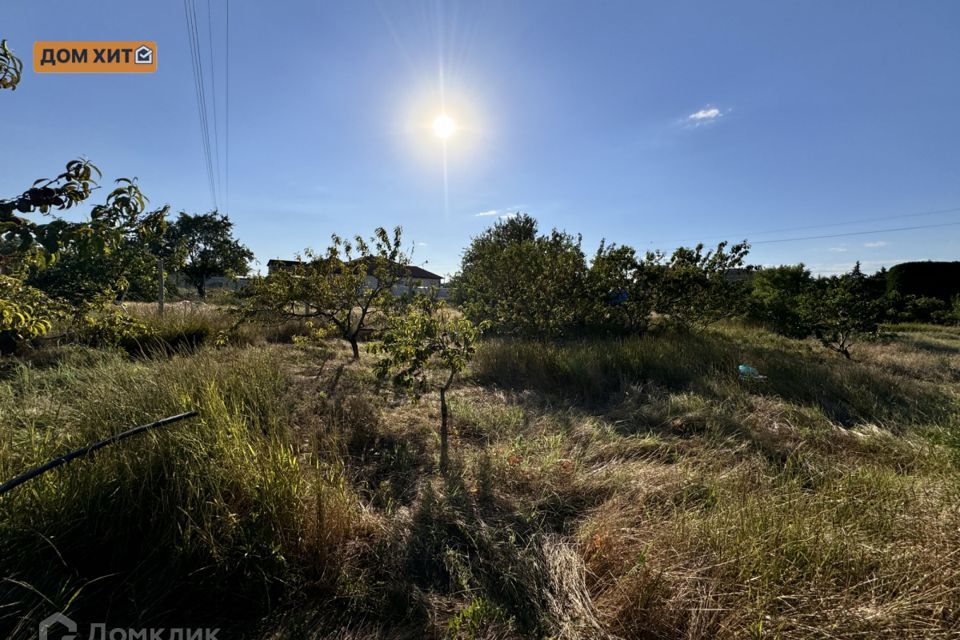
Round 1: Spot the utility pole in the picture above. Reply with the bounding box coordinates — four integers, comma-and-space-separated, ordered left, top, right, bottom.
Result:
157, 256, 165, 316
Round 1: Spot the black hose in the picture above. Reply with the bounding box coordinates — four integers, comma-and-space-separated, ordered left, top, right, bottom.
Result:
0, 411, 199, 497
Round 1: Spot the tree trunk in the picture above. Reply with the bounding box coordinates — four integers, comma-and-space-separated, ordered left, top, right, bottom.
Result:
439, 387, 449, 474
349, 334, 360, 360
197, 280, 206, 300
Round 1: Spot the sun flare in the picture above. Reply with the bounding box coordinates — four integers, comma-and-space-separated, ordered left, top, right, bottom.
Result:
432, 114, 456, 139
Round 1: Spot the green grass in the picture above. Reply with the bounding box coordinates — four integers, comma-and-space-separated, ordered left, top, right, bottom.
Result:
2, 320, 959, 638
0, 345, 355, 637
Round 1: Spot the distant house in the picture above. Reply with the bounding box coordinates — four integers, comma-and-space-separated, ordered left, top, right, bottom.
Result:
722, 267, 755, 283
266, 259, 302, 275
172, 272, 251, 293
203, 275, 252, 291
267, 258, 443, 295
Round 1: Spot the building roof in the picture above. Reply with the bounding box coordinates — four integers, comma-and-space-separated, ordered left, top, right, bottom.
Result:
267, 258, 442, 281
398, 263, 443, 281
267, 259, 302, 268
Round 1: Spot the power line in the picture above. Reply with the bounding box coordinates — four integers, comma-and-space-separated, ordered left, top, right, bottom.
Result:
206, 0, 223, 207
751, 220, 960, 245
225, 0, 230, 215
652, 205, 960, 246
192, 0, 217, 210
184, 0, 218, 210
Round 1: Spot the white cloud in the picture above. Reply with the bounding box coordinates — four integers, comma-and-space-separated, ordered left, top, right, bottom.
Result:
863, 240, 888, 248
682, 106, 730, 129
688, 107, 721, 121
828, 245, 848, 252
474, 209, 520, 220
417, 242, 428, 247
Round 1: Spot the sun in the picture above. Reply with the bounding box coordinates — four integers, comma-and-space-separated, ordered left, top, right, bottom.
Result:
432, 114, 456, 139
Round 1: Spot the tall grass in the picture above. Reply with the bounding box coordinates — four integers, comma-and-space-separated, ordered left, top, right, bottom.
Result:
455, 324, 960, 638
3, 318, 959, 638
471, 324, 955, 429
0, 346, 354, 637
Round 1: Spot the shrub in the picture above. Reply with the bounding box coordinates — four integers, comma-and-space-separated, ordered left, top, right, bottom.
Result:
374, 295, 483, 473
747, 264, 814, 338
453, 214, 588, 337
0, 275, 63, 354
582, 241, 656, 335
76, 308, 157, 348
242, 227, 410, 359
800, 263, 882, 359
649, 241, 751, 330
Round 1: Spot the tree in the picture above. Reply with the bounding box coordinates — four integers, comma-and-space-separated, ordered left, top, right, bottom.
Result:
374, 295, 483, 474
800, 263, 882, 359
453, 214, 588, 337
0, 40, 23, 91
0, 275, 65, 354
0, 159, 109, 352
747, 264, 814, 338
583, 240, 656, 335
26, 186, 165, 310
649, 240, 751, 330
1, 159, 101, 274
167, 211, 252, 299
244, 226, 409, 359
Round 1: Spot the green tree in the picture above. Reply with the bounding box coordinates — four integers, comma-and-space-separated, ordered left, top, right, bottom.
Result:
801, 263, 882, 359
0, 40, 23, 91
27, 185, 165, 310
1, 159, 101, 274
747, 264, 814, 337
0, 159, 108, 352
374, 295, 483, 474
0, 275, 65, 354
167, 211, 252, 299
453, 214, 588, 337
650, 240, 751, 330
583, 240, 656, 334
244, 227, 409, 359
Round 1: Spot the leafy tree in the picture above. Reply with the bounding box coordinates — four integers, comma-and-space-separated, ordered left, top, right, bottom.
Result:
897, 295, 947, 324
0, 159, 106, 352
0, 275, 65, 354
374, 295, 483, 474
245, 227, 409, 359
1, 159, 101, 275
801, 263, 882, 359
649, 240, 751, 330
27, 185, 164, 309
167, 211, 252, 299
583, 240, 656, 334
453, 214, 588, 337
945, 296, 960, 326
0, 39, 23, 91
747, 264, 814, 337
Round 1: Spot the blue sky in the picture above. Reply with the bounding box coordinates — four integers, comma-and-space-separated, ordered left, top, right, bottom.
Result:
3, 0, 959, 277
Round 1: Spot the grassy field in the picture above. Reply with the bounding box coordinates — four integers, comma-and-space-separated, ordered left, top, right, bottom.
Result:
1, 312, 959, 638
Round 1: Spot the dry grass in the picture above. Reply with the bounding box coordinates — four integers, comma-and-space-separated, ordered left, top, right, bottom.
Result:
2, 318, 959, 638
